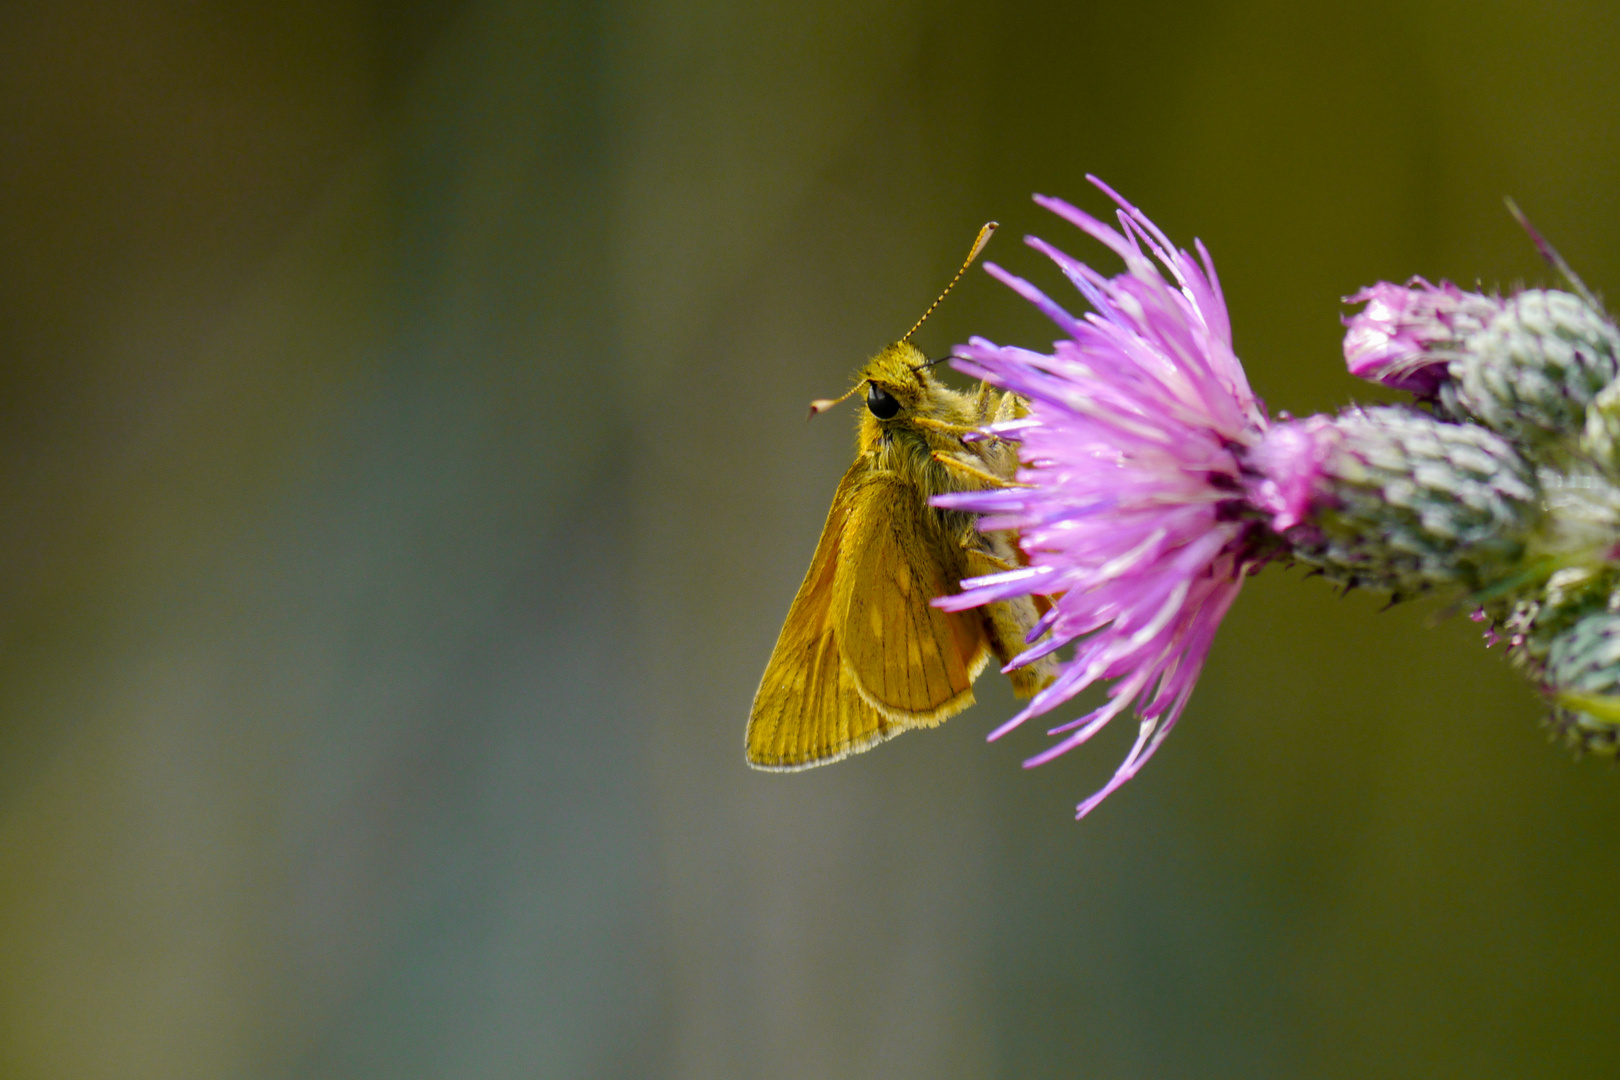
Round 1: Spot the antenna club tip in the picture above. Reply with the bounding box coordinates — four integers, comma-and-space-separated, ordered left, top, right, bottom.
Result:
904, 222, 1002, 341
807, 399, 835, 419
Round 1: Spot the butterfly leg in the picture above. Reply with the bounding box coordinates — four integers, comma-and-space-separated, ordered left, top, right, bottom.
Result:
910, 415, 1014, 441
961, 535, 1056, 698
931, 451, 1029, 489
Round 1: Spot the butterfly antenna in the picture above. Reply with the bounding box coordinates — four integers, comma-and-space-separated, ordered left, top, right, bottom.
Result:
807, 383, 863, 419
901, 221, 998, 343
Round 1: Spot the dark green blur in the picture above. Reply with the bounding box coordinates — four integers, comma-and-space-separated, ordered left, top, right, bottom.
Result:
2, 1, 1618, 1077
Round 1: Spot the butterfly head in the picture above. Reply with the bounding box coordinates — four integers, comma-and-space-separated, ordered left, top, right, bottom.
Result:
859, 340, 939, 422
806, 339, 946, 421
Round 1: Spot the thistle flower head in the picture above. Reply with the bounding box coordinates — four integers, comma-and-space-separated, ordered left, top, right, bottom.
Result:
938, 191, 1620, 808
937, 182, 1578, 818
934, 179, 1269, 818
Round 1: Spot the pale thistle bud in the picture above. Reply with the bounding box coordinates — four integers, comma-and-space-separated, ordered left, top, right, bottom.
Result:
1580, 378, 1620, 473
1491, 465, 1620, 675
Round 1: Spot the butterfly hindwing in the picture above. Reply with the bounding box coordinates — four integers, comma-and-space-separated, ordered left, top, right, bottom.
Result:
832, 472, 989, 721
745, 465, 990, 771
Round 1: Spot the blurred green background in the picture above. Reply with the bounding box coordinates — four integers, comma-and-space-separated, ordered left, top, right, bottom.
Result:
3, 1, 1619, 1077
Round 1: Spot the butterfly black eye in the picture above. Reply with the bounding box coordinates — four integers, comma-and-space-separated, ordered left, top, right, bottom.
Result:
866, 383, 901, 420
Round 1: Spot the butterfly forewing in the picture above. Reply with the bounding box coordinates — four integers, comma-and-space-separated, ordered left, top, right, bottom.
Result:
747, 466, 889, 768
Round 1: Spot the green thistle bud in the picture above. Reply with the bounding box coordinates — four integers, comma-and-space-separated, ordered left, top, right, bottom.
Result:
1448, 290, 1620, 455
1580, 379, 1620, 473
1543, 611, 1620, 755
1271, 407, 1540, 595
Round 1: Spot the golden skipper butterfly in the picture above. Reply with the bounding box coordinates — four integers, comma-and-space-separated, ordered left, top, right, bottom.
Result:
746, 223, 1055, 770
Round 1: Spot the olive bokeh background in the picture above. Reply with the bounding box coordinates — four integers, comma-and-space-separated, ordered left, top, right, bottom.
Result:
4, 1, 1619, 1077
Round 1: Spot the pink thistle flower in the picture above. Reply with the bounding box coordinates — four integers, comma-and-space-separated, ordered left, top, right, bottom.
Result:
933, 179, 1278, 819
1342, 278, 1502, 397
